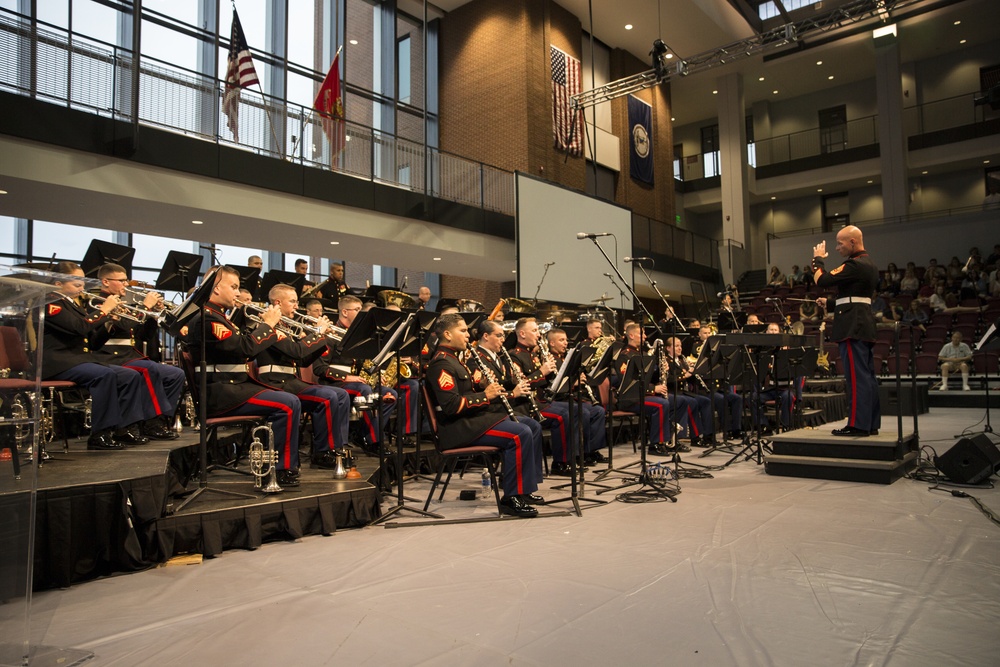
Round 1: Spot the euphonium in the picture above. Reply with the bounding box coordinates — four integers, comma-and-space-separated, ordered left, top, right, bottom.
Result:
248, 423, 282, 493
359, 358, 402, 388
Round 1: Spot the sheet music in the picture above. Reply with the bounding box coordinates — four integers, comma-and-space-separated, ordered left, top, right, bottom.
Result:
371, 312, 413, 367
550, 347, 577, 394
585, 343, 615, 381
975, 323, 995, 351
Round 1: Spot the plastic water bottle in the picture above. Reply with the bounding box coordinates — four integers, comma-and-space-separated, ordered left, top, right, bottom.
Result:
480, 468, 492, 499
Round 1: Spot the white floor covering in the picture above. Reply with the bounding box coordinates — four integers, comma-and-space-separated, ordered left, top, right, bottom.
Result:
13, 408, 1000, 666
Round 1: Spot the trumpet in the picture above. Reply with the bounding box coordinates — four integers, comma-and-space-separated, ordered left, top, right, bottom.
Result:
242, 303, 344, 341
87, 295, 159, 323
294, 311, 348, 340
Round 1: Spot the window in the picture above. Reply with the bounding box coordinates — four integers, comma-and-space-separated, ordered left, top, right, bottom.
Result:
397, 34, 410, 105
746, 115, 756, 168
32, 221, 114, 262
701, 124, 720, 178
673, 143, 683, 181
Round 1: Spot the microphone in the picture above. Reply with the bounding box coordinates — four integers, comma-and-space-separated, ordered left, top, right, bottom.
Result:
623, 257, 652, 263
603, 272, 612, 277
401, 275, 408, 290
577, 232, 612, 239
544, 261, 556, 267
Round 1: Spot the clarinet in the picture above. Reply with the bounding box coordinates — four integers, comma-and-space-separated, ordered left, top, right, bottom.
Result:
467, 348, 517, 421
498, 345, 544, 421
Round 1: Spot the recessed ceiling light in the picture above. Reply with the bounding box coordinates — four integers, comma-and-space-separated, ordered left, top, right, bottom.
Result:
985, 160, 991, 164
817, 188, 823, 192
959, 39, 967, 44
670, 117, 675, 121
349, 39, 358, 45
816, 60, 823, 66
770, 196, 776, 200
665, 53, 673, 59
625, 24, 633, 30
954, 20, 961, 25
0, 189, 7, 195
758, 76, 765, 81
828, 75, 834, 80
867, 180, 874, 184
921, 170, 928, 175
712, 90, 718, 95
329, 241, 339, 245
772, 90, 779, 94
432, 257, 441, 261
191, 220, 203, 225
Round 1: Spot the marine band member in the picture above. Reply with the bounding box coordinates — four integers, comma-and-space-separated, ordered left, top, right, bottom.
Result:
545, 327, 608, 465
426, 314, 543, 517
187, 266, 302, 487
41, 262, 150, 450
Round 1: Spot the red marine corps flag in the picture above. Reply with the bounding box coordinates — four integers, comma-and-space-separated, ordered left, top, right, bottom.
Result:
314, 51, 345, 159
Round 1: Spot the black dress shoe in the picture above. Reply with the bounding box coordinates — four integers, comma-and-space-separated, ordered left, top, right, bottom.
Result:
690, 436, 702, 448
585, 450, 607, 465
499, 495, 538, 517
831, 426, 869, 437
648, 443, 672, 456
276, 469, 301, 486
520, 493, 545, 505
671, 442, 692, 453
869, 429, 879, 436
87, 432, 125, 450
310, 451, 338, 469
549, 461, 573, 477
143, 421, 179, 440
114, 427, 149, 446
701, 435, 718, 447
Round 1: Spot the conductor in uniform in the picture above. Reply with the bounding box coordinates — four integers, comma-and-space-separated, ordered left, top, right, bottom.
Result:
812, 225, 880, 436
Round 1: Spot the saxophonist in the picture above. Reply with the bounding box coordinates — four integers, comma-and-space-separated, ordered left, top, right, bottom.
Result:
545, 327, 608, 465
255, 284, 351, 469
427, 314, 543, 517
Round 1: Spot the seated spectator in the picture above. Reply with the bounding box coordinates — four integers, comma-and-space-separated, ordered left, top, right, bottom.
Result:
899, 267, 920, 295
924, 258, 946, 285
916, 279, 936, 305
937, 332, 972, 391
901, 301, 928, 333
881, 262, 902, 294
989, 267, 1000, 298
767, 266, 785, 287
961, 268, 987, 299
799, 299, 822, 324
946, 256, 964, 286
886, 300, 904, 323
930, 283, 987, 314
871, 293, 890, 322
787, 265, 804, 286
984, 244, 1000, 270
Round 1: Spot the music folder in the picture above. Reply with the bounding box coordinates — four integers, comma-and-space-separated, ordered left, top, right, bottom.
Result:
550, 347, 579, 395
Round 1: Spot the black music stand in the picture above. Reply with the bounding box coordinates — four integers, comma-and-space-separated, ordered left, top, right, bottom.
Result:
260, 270, 306, 298
717, 309, 747, 333
224, 263, 261, 299
960, 320, 1000, 438
155, 251, 203, 296
725, 345, 776, 466
773, 347, 818, 431
171, 273, 258, 514
81, 240, 134, 277
546, 347, 610, 513
436, 298, 459, 313
696, 340, 746, 457
398, 310, 438, 484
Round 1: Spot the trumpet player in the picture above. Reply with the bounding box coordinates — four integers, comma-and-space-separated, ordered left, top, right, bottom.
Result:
187, 266, 302, 487
41, 262, 149, 450
312, 295, 396, 452
255, 284, 351, 470
427, 314, 543, 517
91, 263, 185, 440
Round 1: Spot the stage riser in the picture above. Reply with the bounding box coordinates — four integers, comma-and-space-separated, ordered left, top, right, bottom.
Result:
770, 440, 913, 461
764, 452, 918, 485
929, 393, 992, 409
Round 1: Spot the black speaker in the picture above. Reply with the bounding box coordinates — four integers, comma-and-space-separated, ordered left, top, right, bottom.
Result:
935, 434, 1000, 484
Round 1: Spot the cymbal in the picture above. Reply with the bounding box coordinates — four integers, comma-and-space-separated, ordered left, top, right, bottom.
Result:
590, 295, 613, 303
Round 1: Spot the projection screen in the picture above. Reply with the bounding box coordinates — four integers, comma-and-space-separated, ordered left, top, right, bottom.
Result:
515, 173, 633, 309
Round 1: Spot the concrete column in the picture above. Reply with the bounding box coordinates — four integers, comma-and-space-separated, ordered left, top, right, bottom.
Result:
717, 72, 749, 284
875, 35, 908, 221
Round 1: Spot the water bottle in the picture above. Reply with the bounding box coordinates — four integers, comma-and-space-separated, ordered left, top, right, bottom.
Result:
480, 468, 492, 499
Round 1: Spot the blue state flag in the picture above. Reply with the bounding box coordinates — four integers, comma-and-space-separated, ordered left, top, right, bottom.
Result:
628, 95, 653, 185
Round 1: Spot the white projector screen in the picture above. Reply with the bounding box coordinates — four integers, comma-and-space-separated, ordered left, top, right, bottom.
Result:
516, 173, 633, 309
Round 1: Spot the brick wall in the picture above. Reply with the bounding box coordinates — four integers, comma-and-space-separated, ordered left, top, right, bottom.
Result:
440, 274, 504, 309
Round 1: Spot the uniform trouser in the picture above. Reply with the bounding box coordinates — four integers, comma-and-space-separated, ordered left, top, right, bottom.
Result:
122, 359, 185, 419
713, 390, 743, 432
755, 388, 794, 428
469, 417, 542, 497
53, 363, 146, 434
298, 384, 350, 452
216, 390, 301, 471
542, 402, 606, 461
840, 338, 881, 432
631, 394, 693, 444
337, 381, 397, 444
395, 378, 420, 433
683, 393, 715, 439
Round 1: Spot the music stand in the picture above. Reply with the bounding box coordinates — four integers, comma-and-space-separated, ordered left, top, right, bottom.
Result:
773, 347, 818, 431
397, 310, 438, 484
724, 345, 777, 467
962, 319, 1000, 437
224, 263, 261, 299
363, 285, 398, 305
436, 298, 459, 313
461, 312, 488, 332
695, 341, 746, 457
81, 240, 134, 277
155, 251, 203, 296
717, 309, 747, 332
171, 275, 258, 513
260, 270, 306, 298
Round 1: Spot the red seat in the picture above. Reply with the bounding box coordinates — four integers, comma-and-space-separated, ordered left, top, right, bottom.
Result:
921, 339, 945, 357
885, 356, 911, 376
914, 354, 940, 375
929, 313, 953, 329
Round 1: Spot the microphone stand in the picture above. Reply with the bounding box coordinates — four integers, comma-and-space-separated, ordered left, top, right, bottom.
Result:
532, 262, 554, 307
581, 242, 678, 502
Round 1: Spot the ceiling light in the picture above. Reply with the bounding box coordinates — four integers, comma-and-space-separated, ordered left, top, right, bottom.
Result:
625, 24, 633, 30
772, 90, 779, 94
432, 258, 441, 261
329, 241, 339, 245
954, 20, 961, 25
349, 39, 358, 45
665, 53, 673, 59
985, 160, 991, 164
828, 75, 834, 80
670, 117, 675, 121
816, 60, 823, 66
512, 270, 517, 274
770, 196, 776, 200
758, 76, 765, 81
712, 90, 718, 95
0, 190, 7, 195
191, 220, 203, 225
867, 180, 873, 184
873, 24, 897, 40
959, 39, 967, 44
921, 170, 928, 175
817, 188, 823, 193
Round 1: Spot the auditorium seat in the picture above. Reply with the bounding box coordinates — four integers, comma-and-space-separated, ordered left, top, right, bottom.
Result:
885, 355, 911, 376
914, 354, 940, 376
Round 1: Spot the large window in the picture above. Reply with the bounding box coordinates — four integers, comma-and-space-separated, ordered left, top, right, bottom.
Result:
701, 124, 720, 178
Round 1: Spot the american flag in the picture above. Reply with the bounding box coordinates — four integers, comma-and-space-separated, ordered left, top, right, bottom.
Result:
551, 45, 583, 156
222, 10, 260, 143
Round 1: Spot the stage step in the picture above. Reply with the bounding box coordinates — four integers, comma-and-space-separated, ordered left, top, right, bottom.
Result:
764, 424, 919, 484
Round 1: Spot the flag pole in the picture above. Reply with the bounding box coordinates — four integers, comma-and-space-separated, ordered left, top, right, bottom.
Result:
254, 82, 286, 159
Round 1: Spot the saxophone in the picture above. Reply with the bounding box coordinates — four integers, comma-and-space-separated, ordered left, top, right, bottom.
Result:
359, 357, 404, 388
581, 336, 615, 404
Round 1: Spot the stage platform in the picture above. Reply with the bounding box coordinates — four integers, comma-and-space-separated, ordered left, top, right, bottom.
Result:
0, 429, 382, 594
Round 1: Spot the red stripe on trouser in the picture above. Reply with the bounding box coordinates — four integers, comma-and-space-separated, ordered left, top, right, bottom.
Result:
541, 410, 567, 459
485, 428, 523, 495
400, 384, 412, 432
644, 399, 664, 441
300, 394, 334, 449
845, 344, 857, 427
687, 406, 700, 436
126, 363, 162, 415
247, 397, 294, 468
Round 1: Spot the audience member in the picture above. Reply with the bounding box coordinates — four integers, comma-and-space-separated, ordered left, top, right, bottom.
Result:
767, 266, 785, 287
899, 267, 920, 295
938, 332, 972, 391
787, 265, 804, 286
901, 300, 928, 333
